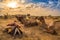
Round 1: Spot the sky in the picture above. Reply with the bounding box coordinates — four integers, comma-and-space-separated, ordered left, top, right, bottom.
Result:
25, 0, 60, 10
0, 0, 60, 10
0, 0, 60, 16
21, 0, 60, 16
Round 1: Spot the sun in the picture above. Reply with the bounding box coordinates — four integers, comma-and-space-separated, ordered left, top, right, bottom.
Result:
7, 2, 18, 8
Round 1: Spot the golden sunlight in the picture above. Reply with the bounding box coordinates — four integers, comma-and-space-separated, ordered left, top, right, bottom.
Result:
7, 2, 18, 8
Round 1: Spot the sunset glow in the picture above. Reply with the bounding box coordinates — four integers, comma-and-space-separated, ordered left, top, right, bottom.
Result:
7, 2, 18, 8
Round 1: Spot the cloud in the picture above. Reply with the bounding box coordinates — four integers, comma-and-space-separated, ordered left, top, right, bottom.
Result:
24, 0, 59, 10
0, 0, 60, 16
22, 0, 60, 16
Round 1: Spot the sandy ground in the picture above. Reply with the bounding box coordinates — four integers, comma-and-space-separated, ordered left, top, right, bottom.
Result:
0, 17, 60, 40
